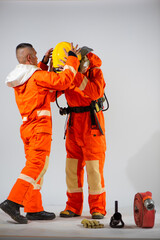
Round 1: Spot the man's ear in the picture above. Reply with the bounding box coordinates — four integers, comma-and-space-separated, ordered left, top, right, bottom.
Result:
27, 54, 32, 64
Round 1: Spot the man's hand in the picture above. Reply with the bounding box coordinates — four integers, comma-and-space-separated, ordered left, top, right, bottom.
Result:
49, 58, 55, 72
70, 42, 81, 57
42, 48, 53, 65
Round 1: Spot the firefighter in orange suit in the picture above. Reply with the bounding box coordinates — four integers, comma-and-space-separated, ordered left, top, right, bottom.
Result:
0, 43, 80, 224
52, 42, 107, 219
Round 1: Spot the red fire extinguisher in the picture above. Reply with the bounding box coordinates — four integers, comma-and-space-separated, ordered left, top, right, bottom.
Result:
134, 191, 155, 228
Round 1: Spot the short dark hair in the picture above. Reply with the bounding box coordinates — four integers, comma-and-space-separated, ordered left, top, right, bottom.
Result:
16, 43, 33, 52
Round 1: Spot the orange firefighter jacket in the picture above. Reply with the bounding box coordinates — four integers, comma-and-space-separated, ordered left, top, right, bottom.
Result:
6, 56, 79, 135
65, 52, 106, 137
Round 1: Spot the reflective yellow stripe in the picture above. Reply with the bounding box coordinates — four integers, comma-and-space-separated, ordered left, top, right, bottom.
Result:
79, 67, 100, 91
18, 174, 41, 189
34, 156, 49, 185
86, 160, 105, 195
18, 155, 49, 190
18, 173, 35, 184
63, 65, 77, 77
89, 188, 106, 195
22, 110, 51, 121
67, 187, 83, 193
66, 158, 81, 192
37, 110, 51, 117
33, 183, 41, 189
79, 76, 88, 91
22, 116, 28, 122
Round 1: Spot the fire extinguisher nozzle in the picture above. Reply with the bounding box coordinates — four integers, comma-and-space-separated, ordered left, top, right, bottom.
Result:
144, 199, 155, 211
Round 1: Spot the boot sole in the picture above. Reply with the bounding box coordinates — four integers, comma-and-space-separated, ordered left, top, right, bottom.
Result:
26, 212, 56, 220
92, 215, 104, 219
26, 216, 55, 220
60, 213, 80, 218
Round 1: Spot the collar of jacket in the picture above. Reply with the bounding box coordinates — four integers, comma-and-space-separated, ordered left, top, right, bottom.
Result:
6, 64, 41, 88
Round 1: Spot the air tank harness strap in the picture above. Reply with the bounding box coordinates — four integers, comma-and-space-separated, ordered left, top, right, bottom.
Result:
59, 98, 104, 135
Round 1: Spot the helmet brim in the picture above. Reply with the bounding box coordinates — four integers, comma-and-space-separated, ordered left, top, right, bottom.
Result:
80, 46, 93, 58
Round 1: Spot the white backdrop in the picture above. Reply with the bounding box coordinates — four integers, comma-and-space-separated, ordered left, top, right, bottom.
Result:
0, 0, 160, 213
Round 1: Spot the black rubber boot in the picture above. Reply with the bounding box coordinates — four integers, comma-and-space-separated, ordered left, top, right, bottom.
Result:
26, 211, 56, 220
0, 200, 28, 224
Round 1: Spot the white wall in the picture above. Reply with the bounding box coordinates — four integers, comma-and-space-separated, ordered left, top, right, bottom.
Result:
0, 0, 160, 212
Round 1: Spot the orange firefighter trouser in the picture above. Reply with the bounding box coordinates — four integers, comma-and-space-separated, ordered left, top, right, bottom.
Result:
64, 127, 106, 216
7, 124, 52, 213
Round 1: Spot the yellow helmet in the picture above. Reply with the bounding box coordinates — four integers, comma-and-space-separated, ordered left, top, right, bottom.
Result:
52, 41, 81, 69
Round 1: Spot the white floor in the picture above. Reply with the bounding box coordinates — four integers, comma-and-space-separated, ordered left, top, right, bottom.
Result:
0, 205, 160, 240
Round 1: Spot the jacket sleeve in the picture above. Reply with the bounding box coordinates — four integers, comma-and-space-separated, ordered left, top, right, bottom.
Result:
49, 90, 63, 102
37, 61, 48, 71
73, 68, 106, 100
34, 56, 79, 91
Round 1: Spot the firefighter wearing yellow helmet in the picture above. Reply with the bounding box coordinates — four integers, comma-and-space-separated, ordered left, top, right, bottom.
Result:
52, 41, 107, 220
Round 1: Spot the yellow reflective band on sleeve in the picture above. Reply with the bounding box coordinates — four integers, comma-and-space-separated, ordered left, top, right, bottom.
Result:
79, 76, 88, 91
63, 65, 77, 77
37, 110, 51, 117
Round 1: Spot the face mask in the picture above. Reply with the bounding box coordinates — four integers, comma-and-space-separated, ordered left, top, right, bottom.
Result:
79, 56, 90, 74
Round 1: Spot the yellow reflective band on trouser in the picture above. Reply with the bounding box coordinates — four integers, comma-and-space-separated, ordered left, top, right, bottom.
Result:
63, 65, 77, 77
18, 155, 49, 190
79, 76, 88, 91
66, 158, 83, 193
86, 160, 105, 195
